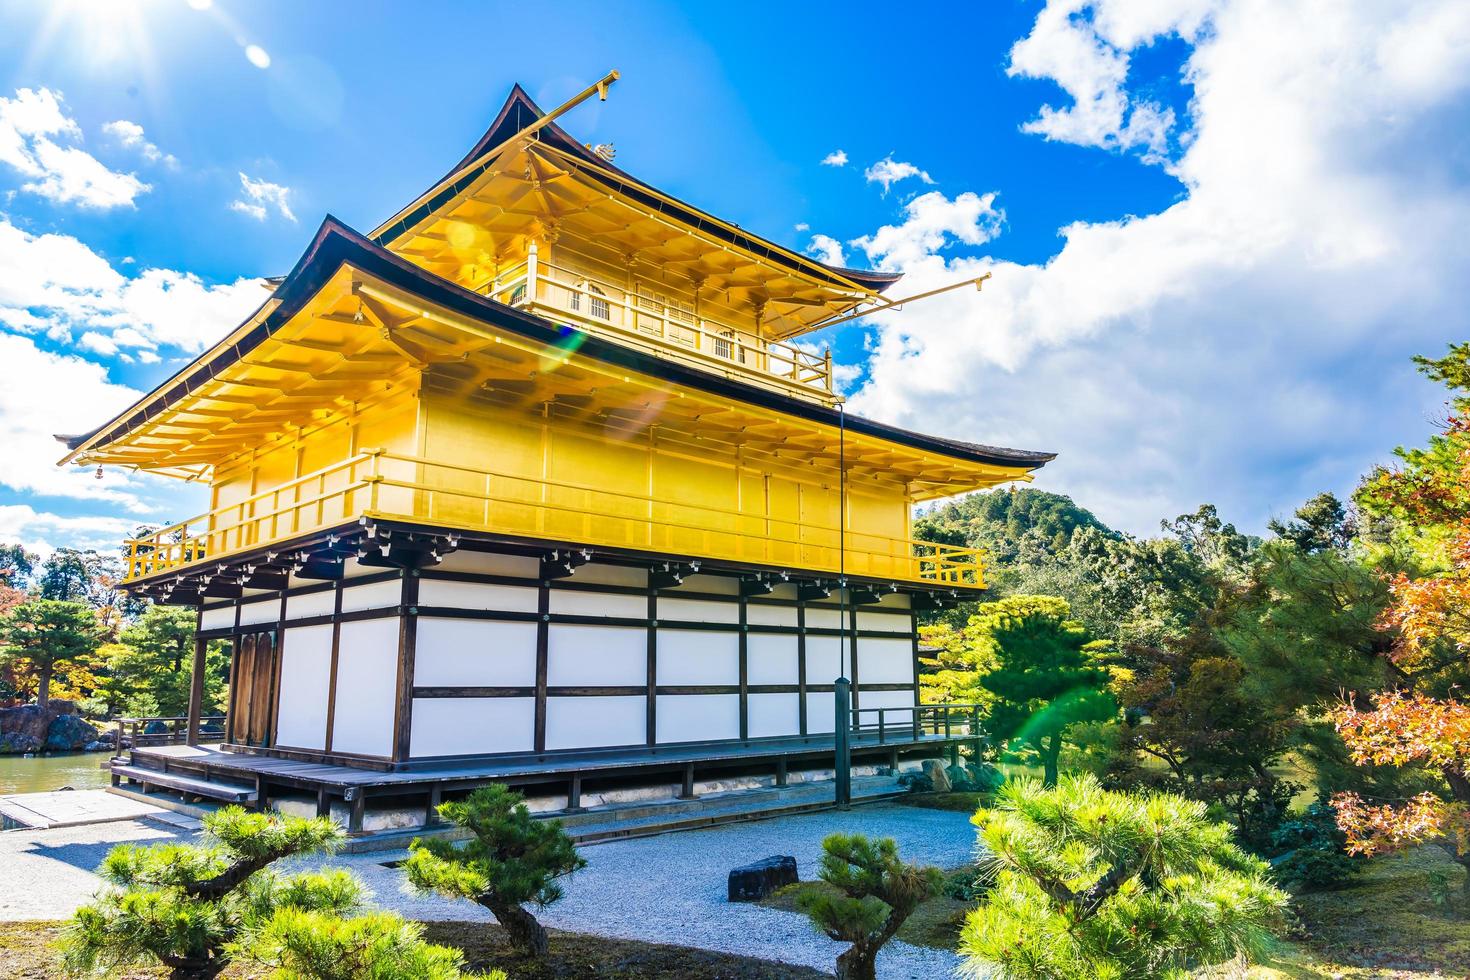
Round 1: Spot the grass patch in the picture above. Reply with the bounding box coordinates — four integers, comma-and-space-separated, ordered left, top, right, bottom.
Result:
1252, 845, 1470, 978
893, 791, 989, 812
0, 920, 825, 979
759, 863, 985, 952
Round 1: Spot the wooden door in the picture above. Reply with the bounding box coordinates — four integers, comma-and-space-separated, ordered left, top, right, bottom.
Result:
228, 632, 277, 747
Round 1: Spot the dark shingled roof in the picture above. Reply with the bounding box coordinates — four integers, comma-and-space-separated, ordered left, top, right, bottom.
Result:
59, 216, 1054, 473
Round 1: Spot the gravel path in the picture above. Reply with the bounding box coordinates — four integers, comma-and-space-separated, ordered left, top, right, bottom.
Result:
2, 802, 980, 978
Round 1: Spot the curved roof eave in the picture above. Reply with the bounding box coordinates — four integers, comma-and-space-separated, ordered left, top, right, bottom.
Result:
59, 216, 1054, 473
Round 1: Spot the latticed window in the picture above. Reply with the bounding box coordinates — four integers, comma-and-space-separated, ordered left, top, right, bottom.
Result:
571, 281, 610, 320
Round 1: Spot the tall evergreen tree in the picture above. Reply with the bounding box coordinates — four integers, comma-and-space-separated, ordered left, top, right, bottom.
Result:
0, 599, 103, 709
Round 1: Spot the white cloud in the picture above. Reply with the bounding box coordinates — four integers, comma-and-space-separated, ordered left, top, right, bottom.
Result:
806, 233, 847, 266
1005, 0, 1208, 162
102, 119, 177, 168
0, 216, 266, 354
0, 504, 141, 558
821, 149, 849, 167
847, 0, 1470, 535
0, 88, 150, 209
850, 191, 1003, 270
0, 332, 148, 511
864, 156, 934, 195
794, 222, 810, 232
231, 171, 294, 223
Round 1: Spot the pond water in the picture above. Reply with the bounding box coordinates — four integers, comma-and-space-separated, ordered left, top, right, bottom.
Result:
0, 752, 114, 795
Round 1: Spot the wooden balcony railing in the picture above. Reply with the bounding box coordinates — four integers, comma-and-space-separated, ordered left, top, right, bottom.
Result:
481, 249, 834, 399
124, 450, 986, 587
850, 703, 985, 744
114, 715, 227, 748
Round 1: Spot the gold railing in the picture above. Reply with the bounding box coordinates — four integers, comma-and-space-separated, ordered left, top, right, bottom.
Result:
124, 450, 985, 586
482, 253, 834, 398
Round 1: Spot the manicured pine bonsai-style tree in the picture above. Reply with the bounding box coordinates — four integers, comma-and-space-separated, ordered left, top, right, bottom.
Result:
61, 807, 356, 979
238, 907, 503, 980
404, 784, 586, 957
962, 774, 1290, 979
797, 833, 942, 980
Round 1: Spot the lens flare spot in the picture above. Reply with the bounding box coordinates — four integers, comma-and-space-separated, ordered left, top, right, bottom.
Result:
245, 44, 271, 69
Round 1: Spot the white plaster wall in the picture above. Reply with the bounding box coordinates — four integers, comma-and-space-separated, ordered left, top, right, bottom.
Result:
201, 605, 236, 631
858, 637, 916, 685
746, 603, 798, 628
330, 618, 399, 757
746, 634, 799, 685
805, 692, 838, 734
670, 573, 739, 595
805, 606, 844, 630
550, 589, 646, 618
418, 579, 538, 613
547, 625, 646, 685
748, 692, 801, 738
857, 610, 911, 633
804, 634, 848, 682
414, 619, 536, 686
546, 695, 645, 749
285, 589, 336, 621
878, 592, 912, 610
569, 563, 647, 587
658, 597, 739, 624
656, 630, 738, 685
342, 557, 379, 578
275, 624, 333, 750
410, 697, 534, 757
339, 578, 403, 613
237, 598, 278, 627
856, 688, 918, 717
434, 551, 539, 578
657, 693, 739, 743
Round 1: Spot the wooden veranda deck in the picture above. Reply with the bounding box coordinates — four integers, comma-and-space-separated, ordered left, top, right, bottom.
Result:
115, 723, 978, 833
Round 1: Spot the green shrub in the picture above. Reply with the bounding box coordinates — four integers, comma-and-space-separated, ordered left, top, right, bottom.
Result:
60, 807, 353, 980
237, 908, 501, 979
1267, 802, 1362, 890
404, 784, 585, 957
962, 774, 1289, 979
797, 833, 942, 980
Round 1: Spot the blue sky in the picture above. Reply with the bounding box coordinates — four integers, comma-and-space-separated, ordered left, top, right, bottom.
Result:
1, 0, 1468, 555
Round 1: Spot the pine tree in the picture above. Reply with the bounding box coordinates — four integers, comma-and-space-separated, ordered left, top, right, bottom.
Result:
238, 908, 502, 980
797, 833, 941, 980
61, 807, 354, 979
962, 774, 1289, 979
404, 784, 585, 957
973, 595, 1116, 786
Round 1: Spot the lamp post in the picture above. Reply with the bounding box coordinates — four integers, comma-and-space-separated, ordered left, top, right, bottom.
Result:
834, 674, 852, 808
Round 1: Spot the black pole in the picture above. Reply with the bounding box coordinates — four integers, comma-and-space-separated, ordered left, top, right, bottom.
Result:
835, 403, 852, 808
835, 676, 851, 807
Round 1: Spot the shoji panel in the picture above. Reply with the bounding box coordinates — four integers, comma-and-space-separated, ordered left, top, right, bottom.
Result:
656, 694, 740, 743
545, 695, 645, 750
274, 624, 333, 751
411, 698, 534, 757
414, 619, 536, 687
656, 629, 739, 686
547, 625, 646, 685
329, 618, 399, 757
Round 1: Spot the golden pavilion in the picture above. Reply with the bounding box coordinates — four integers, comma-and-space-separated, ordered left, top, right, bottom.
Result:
58, 76, 1052, 828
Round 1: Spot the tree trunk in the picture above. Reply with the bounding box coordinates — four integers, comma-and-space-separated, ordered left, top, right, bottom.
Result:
835, 941, 878, 980
161, 952, 227, 980
1042, 734, 1060, 788
35, 660, 52, 711
488, 902, 548, 957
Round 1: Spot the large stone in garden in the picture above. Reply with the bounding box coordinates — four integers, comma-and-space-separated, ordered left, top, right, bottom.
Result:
0, 731, 42, 754
922, 758, 952, 793
728, 855, 798, 901
0, 704, 53, 741
143, 720, 171, 736
45, 714, 100, 752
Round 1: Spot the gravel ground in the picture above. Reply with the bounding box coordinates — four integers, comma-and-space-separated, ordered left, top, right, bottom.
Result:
2, 802, 979, 978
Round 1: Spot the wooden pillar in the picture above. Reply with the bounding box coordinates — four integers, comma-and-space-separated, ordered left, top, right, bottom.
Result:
316, 787, 331, 818
534, 578, 550, 753
567, 773, 584, 812
775, 757, 788, 787
348, 789, 367, 833
392, 570, 420, 763
679, 763, 696, 799
185, 633, 206, 746
425, 784, 442, 826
